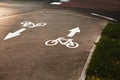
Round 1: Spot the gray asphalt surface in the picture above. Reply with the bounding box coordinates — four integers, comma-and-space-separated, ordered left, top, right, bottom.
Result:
0, 1, 107, 80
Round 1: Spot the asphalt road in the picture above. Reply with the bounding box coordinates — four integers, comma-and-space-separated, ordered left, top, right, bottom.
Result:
0, 1, 107, 80
60, 0, 120, 21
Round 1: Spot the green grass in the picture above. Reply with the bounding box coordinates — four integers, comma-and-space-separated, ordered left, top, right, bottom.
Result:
86, 22, 120, 80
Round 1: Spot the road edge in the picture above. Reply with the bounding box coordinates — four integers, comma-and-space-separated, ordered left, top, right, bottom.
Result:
79, 22, 108, 80
79, 35, 101, 80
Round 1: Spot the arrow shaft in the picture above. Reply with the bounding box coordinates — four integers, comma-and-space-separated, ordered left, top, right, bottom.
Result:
15, 28, 26, 33
67, 32, 76, 37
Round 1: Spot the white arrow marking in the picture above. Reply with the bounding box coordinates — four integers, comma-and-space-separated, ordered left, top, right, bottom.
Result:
4, 28, 27, 40
67, 27, 80, 37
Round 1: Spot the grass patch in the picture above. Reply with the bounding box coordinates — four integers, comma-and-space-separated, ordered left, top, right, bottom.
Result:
86, 22, 120, 80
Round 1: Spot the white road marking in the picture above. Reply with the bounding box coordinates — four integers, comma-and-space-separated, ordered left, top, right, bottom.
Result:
4, 28, 26, 40
45, 37, 79, 48
60, 0, 70, 2
21, 21, 47, 28
4, 21, 47, 40
50, 2, 62, 5
91, 13, 117, 21
50, 0, 69, 5
67, 27, 80, 37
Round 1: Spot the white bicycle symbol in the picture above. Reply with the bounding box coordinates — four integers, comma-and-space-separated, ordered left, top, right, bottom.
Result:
45, 37, 79, 48
21, 21, 47, 28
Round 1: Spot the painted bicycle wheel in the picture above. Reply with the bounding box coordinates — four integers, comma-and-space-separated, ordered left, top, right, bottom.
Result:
45, 40, 58, 46
21, 21, 36, 28
66, 42, 79, 48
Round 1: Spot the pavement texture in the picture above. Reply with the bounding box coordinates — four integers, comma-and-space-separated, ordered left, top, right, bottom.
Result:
0, 1, 107, 80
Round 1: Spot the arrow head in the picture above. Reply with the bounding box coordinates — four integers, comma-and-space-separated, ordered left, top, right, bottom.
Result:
67, 27, 80, 37
4, 32, 21, 40
69, 27, 80, 33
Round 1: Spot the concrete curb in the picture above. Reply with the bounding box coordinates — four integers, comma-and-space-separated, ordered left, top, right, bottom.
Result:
79, 35, 101, 80
79, 22, 108, 80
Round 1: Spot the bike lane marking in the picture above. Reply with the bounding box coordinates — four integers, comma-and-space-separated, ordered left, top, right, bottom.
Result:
0, 10, 93, 42
0, 10, 108, 80
3, 21, 47, 40
45, 27, 80, 48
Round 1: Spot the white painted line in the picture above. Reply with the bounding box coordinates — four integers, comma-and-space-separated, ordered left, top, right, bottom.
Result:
91, 13, 117, 21
50, 2, 62, 5
67, 27, 80, 37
